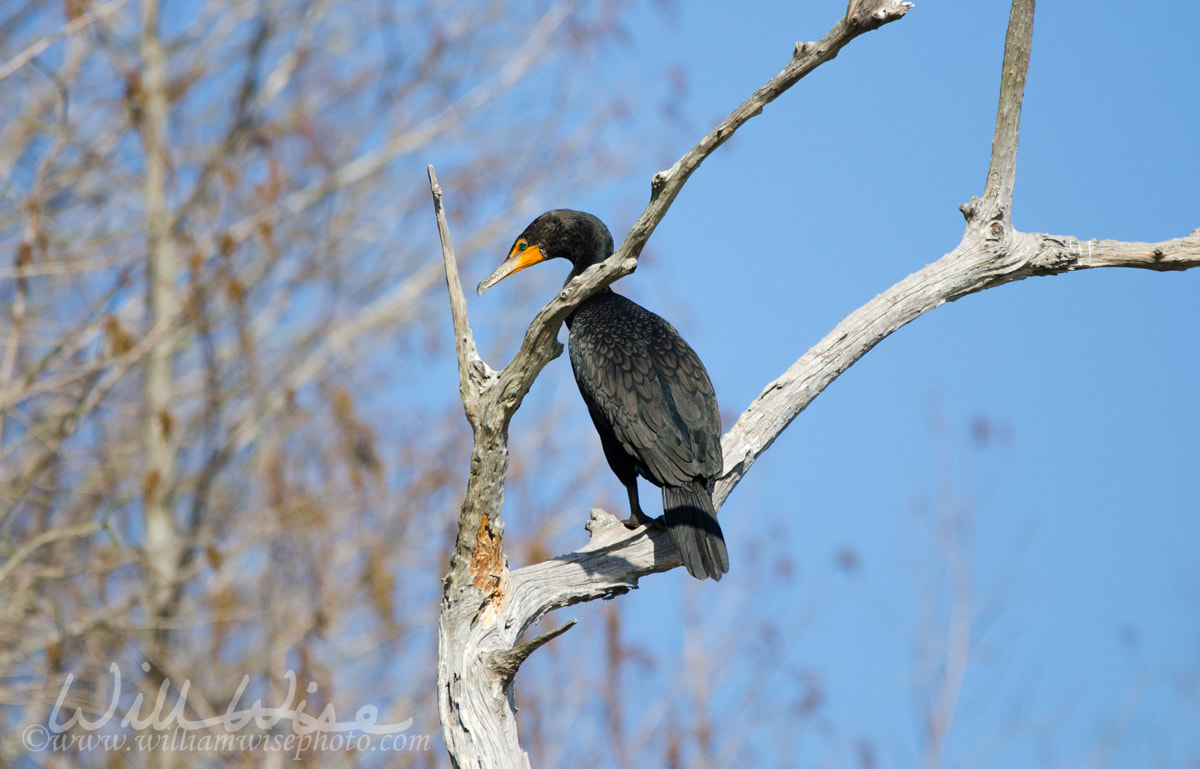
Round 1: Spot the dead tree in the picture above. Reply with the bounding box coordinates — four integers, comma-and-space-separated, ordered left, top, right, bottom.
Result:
432, 0, 1200, 766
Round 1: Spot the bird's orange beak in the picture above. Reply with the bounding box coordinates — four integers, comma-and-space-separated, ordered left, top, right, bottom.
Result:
476, 243, 546, 296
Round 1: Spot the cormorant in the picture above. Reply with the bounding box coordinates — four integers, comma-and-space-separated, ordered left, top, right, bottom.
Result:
477, 209, 729, 581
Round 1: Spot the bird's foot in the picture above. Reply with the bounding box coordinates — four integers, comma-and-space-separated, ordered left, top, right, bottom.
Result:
622, 511, 664, 531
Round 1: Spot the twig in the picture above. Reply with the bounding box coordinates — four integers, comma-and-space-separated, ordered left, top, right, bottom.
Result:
428, 165, 487, 415
489, 619, 578, 683
626, 0, 915, 257
982, 0, 1036, 215
0, 522, 103, 585
487, 0, 915, 425
0, 0, 129, 83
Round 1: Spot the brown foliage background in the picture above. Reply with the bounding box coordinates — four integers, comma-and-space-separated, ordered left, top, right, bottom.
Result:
0, 1, 677, 766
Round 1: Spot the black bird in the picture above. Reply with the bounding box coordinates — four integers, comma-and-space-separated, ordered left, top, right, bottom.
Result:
477, 210, 729, 581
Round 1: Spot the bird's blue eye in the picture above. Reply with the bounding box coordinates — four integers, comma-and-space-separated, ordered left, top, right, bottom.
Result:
517, 241, 527, 251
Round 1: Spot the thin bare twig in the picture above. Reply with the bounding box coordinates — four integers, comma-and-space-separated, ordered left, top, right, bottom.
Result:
0, 522, 103, 585
428, 165, 487, 416
486, 0, 915, 428
0, 0, 129, 83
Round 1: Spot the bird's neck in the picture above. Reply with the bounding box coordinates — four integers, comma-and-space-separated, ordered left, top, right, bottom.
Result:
564, 285, 615, 329
563, 259, 609, 286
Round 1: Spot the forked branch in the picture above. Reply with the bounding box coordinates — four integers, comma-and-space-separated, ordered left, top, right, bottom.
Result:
435, 3, 914, 767
486, 0, 914, 426
441, 6, 1200, 753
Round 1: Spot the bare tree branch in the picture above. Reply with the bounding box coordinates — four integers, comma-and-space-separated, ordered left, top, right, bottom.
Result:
0, 521, 103, 585
629, 0, 917, 257
486, 0, 916, 432
920, 496, 974, 769
436, 2, 913, 767
982, 0, 1035, 216
715, 228, 1200, 507
0, 0, 128, 82
215, 2, 572, 255
429, 165, 487, 418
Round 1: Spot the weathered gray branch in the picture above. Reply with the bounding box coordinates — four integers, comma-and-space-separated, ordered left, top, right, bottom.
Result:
490, 619, 578, 684
717, 228, 1200, 507
473, 227, 1200, 693
487, 0, 916, 429
634, 0, 916, 250
982, 0, 1035, 216
429, 166, 486, 417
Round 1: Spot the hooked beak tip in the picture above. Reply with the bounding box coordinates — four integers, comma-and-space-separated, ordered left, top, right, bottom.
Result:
477, 243, 545, 297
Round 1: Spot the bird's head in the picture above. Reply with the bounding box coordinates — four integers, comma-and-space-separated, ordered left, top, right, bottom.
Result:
476, 209, 614, 296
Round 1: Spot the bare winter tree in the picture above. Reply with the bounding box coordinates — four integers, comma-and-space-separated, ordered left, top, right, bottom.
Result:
431, 0, 1200, 766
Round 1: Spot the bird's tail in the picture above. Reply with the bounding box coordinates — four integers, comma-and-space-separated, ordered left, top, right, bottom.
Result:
662, 483, 729, 581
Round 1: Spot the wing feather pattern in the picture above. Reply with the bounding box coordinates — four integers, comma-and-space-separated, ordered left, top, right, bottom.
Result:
568, 292, 721, 488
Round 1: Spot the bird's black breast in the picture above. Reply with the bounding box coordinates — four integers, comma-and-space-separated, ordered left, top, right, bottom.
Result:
567, 290, 721, 487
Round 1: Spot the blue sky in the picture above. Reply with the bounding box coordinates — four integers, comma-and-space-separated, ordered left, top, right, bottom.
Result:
461, 0, 1198, 765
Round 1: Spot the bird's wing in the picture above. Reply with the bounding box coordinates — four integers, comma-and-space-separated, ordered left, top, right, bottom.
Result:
570, 301, 721, 487
642, 319, 722, 481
